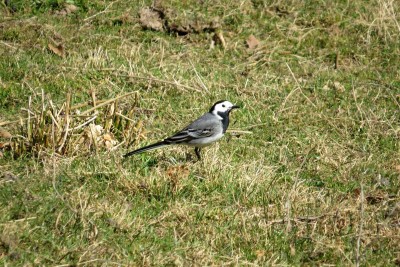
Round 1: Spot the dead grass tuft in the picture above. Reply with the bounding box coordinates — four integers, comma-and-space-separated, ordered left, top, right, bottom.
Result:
0, 90, 143, 158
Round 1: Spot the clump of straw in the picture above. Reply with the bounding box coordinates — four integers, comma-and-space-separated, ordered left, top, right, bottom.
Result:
0, 90, 144, 158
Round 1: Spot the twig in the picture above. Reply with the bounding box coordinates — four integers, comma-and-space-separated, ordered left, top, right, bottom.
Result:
20, 108, 35, 116
356, 184, 364, 267
49, 111, 61, 130
80, 91, 138, 116
0, 41, 17, 50
110, 140, 125, 151
83, 0, 119, 22
37, 89, 45, 138
267, 215, 324, 226
90, 124, 99, 154
278, 86, 300, 114
367, 80, 400, 109
190, 60, 210, 93
284, 146, 315, 233
69, 115, 97, 131
226, 129, 253, 134
266, 208, 356, 226
70, 99, 107, 111
55, 259, 126, 267
90, 88, 97, 107
0, 217, 37, 225
27, 96, 32, 141
57, 92, 71, 153
285, 62, 316, 108
115, 112, 136, 123
352, 85, 365, 122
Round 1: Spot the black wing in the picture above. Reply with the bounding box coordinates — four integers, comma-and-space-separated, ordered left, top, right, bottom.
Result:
164, 127, 214, 144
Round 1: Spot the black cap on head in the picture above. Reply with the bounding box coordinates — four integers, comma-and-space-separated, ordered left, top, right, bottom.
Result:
209, 100, 227, 113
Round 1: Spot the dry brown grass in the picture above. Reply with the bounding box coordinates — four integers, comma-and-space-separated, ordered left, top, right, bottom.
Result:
1, 90, 144, 158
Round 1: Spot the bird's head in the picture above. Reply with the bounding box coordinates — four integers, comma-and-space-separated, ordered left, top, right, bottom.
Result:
210, 100, 239, 116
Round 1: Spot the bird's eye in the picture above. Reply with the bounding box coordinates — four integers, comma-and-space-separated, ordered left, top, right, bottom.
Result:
222, 104, 226, 108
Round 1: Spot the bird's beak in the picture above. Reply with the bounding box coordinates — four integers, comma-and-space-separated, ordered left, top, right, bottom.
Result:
231, 105, 240, 110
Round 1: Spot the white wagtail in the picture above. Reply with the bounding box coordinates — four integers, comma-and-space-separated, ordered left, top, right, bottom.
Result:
124, 100, 239, 160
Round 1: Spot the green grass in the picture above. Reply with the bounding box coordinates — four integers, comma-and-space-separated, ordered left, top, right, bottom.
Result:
1, 0, 399, 265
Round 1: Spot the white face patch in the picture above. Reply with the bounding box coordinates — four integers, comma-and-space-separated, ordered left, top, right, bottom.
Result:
211, 101, 235, 117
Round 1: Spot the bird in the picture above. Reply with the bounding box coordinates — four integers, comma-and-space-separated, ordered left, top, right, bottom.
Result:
123, 100, 239, 160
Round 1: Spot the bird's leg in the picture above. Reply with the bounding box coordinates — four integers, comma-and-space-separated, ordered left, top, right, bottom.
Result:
195, 147, 201, 160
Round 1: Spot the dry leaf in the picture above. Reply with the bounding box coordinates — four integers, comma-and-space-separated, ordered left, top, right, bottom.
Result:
246, 34, 260, 49
139, 7, 164, 31
210, 39, 215, 49
255, 249, 265, 259
91, 124, 103, 139
55, 9, 68, 16
290, 242, 296, 256
65, 4, 78, 14
0, 127, 12, 138
352, 188, 361, 197
104, 140, 113, 149
213, 31, 226, 49
0, 142, 10, 149
322, 83, 330, 91
395, 165, 400, 173
166, 165, 190, 180
333, 81, 345, 92
55, 4, 78, 16
2, 172, 18, 182
48, 43, 65, 58
103, 133, 113, 142
366, 193, 386, 205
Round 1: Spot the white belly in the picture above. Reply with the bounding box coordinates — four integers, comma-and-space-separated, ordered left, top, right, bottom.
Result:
186, 132, 224, 147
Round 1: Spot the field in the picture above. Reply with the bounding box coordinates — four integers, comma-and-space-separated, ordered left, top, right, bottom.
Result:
0, 0, 399, 265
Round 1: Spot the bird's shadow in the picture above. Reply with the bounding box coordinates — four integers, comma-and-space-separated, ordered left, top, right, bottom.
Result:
122, 151, 199, 171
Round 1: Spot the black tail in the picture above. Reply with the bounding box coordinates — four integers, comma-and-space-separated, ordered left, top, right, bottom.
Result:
123, 141, 168, 158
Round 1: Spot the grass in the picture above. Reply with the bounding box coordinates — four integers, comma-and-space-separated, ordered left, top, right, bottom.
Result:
1, 0, 399, 265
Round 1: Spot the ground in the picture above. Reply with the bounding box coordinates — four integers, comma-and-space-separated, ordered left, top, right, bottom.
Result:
0, 0, 399, 265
